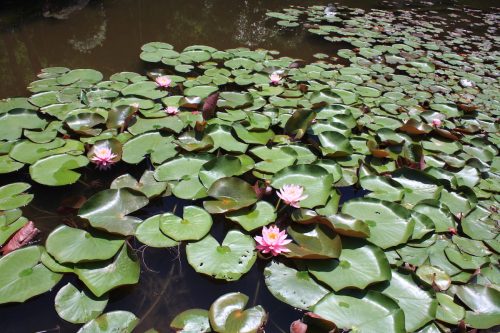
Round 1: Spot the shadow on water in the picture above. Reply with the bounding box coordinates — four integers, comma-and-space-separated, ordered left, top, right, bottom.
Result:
0, 0, 498, 332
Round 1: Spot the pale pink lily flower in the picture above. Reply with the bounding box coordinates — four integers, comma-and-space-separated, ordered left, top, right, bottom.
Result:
155, 75, 172, 88
255, 225, 292, 256
269, 72, 282, 85
432, 119, 442, 127
165, 106, 179, 115
277, 184, 308, 208
91, 146, 117, 170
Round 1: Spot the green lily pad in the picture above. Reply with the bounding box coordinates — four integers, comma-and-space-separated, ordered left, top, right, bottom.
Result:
45, 225, 124, 264
0, 182, 33, 210
186, 230, 256, 281
226, 201, 276, 231
286, 223, 342, 259
308, 238, 391, 291
199, 155, 243, 189
122, 133, 177, 164
29, 154, 89, 186
55, 282, 108, 324
379, 271, 437, 332
74, 245, 140, 297
264, 261, 329, 310
313, 291, 406, 333
342, 198, 415, 249
209, 292, 267, 333
160, 206, 212, 241
0, 246, 62, 304
135, 214, 178, 248
454, 284, 500, 329
77, 311, 139, 333
171, 309, 210, 333
204, 177, 257, 214
79, 188, 149, 236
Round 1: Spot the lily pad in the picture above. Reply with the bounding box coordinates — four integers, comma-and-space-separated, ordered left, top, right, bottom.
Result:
79, 188, 149, 236
0, 246, 62, 304
45, 225, 124, 264
55, 282, 108, 324
74, 245, 140, 297
77, 311, 139, 333
160, 206, 212, 241
186, 230, 256, 281
264, 261, 329, 310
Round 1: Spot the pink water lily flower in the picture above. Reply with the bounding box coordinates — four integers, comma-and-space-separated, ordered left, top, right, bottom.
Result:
91, 146, 117, 170
432, 118, 442, 127
155, 75, 172, 88
255, 225, 292, 256
277, 184, 308, 208
269, 72, 282, 85
165, 106, 179, 115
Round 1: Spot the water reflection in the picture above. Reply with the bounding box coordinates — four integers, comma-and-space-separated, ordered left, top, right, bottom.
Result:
0, 0, 497, 99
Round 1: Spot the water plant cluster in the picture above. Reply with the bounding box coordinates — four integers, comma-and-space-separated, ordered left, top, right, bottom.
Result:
0, 2, 499, 333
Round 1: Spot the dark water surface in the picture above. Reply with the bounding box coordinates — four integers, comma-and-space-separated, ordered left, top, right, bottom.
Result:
0, 1, 498, 332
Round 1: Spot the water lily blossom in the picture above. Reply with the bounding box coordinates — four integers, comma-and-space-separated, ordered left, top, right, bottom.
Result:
460, 78, 474, 88
432, 118, 442, 127
269, 72, 282, 85
165, 106, 179, 115
277, 184, 308, 208
91, 146, 117, 170
155, 75, 172, 88
255, 225, 292, 256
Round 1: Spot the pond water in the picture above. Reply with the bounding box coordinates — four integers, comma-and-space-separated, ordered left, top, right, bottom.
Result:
0, 0, 498, 332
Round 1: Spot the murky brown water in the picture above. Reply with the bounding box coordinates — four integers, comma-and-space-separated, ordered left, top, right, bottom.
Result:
0, 0, 498, 332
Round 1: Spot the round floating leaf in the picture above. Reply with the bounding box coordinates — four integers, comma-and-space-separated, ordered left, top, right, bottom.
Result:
135, 214, 178, 248
46, 225, 124, 264
55, 283, 108, 324
122, 132, 177, 164
79, 188, 149, 236
74, 245, 140, 297
186, 230, 256, 281
416, 265, 451, 291
209, 292, 248, 332
0, 246, 62, 304
325, 213, 370, 238
29, 154, 89, 186
111, 171, 168, 199
204, 177, 257, 214
250, 146, 297, 174
0, 182, 33, 210
308, 238, 390, 291
436, 292, 465, 325
10, 138, 84, 164
379, 271, 437, 332
264, 261, 329, 310
341, 198, 414, 249
171, 309, 210, 333
226, 201, 276, 231
318, 131, 353, 157
199, 155, 243, 189
271, 165, 333, 209
77, 311, 139, 333
0, 155, 24, 174
286, 223, 342, 259
284, 109, 316, 139
121, 81, 168, 99
224, 305, 267, 333
454, 284, 500, 329
0, 109, 47, 141
313, 291, 406, 333
184, 85, 218, 99
160, 206, 212, 241
217, 92, 253, 109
